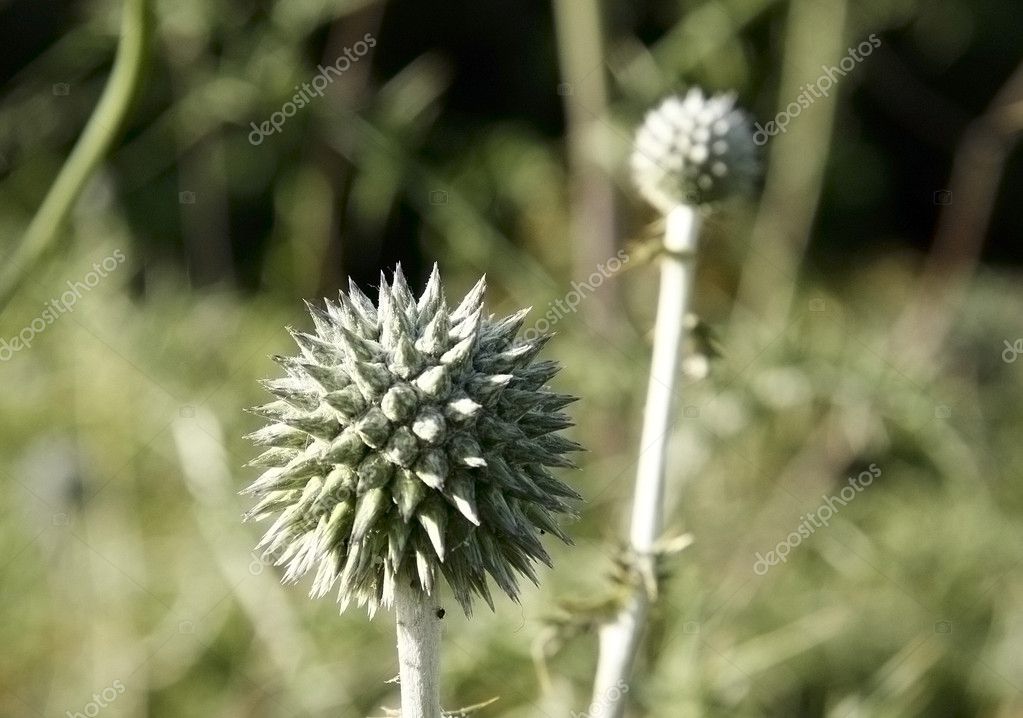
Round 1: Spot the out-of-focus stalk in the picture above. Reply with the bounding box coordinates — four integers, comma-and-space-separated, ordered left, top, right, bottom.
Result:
0, 0, 149, 310
590, 206, 700, 718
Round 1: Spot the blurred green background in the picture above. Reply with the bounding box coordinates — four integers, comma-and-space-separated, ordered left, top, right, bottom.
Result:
2, 0, 1022, 716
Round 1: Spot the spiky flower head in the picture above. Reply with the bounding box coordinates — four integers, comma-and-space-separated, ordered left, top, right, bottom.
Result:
244, 265, 581, 616
631, 88, 757, 212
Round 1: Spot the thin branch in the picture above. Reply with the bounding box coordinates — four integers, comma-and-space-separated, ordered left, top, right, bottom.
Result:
0, 0, 150, 310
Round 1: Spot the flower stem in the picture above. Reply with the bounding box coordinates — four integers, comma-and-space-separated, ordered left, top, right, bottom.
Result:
0, 0, 150, 311
395, 581, 443, 718
589, 205, 702, 718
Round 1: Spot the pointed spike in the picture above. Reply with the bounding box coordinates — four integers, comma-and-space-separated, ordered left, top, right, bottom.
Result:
415, 301, 450, 355
246, 423, 310, 448
323, 428, 366, 465
351, 487, 389, 542
485, 307, 531, 346
445, 394, 483, 424
480, 484, 519, 535
448, 434, 486, 468
388, 519, 412, 571
323, 384, 367, 422
414, 448, 448, 490
259, 378, 319, 411
411, 407, 447, 445
390, 264, 415, 312
354, 407, 392, 449
416, 263, 444, 320
347, 279, 378, 331
289, 328, 343, 365
338, 324, 382, 363
451, 275, 486, 322
376, 272, 392, 332
346, 360, 394, 399
440, 335, 475, 370
450, 306, 482, 342
296, 361, 350, 392
416, 498, 448, 561
445, 474, 480, 525
356, 452, 395, 494
390, 334, 422, 379
271, 353, 306, 379
305, 300, 340, 342
380, 384, 419, 423
393, 468, 427, 521
414, 365, 451, 399
466, 373, 513, 405
246, 446, 300, 468
323, 496, 355, 543
415, 544, 435, 593
382, 426, 420, 468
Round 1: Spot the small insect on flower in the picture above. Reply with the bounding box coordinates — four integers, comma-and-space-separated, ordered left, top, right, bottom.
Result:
244, 264, 582, 616
631, 88, 758, 212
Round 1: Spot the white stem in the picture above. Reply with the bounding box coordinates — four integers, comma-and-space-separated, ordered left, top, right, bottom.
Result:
395, 582, 443, 718
589, 205, 701, 718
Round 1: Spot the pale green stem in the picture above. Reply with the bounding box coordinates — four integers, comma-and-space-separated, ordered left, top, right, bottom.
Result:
395, 581, 443, 718
589, 205, 702, 718
0, 0, 150, 310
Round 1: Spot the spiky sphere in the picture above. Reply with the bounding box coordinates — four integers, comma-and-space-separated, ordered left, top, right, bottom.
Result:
244, 265, 582, 616
631, 88, 757, 212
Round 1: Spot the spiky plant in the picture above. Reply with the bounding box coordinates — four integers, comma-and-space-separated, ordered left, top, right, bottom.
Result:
631, 88, 758, 212
243, 264, 581, 717
590, 89, 756, 718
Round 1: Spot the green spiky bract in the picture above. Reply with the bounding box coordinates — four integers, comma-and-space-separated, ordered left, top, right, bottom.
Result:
244, 264, 582, 616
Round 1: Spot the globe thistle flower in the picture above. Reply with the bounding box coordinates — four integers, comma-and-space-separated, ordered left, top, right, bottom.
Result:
630, 88, 758, 212
244, 265, 582, 617
590, 89, 755, 718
